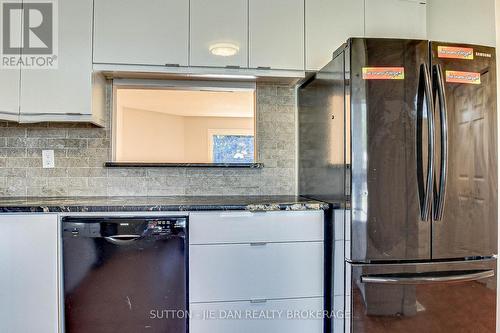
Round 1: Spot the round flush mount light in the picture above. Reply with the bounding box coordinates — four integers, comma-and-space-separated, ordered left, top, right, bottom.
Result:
209, 43, 239, 57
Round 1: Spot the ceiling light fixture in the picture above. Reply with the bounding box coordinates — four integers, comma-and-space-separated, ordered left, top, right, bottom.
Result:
209, 43, 239, 57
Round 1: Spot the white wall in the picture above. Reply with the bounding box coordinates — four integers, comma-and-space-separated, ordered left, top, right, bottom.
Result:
116, 107, 254, 163
117, 107, 187, 162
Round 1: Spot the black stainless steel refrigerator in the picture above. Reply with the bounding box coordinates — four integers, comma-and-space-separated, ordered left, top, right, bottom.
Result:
299, 38, 497, 333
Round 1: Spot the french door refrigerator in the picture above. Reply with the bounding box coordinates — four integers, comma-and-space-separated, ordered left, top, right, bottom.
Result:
299, 38, 497, 333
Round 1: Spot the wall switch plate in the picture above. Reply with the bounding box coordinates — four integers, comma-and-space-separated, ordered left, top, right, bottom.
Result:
42, 150, 55, 168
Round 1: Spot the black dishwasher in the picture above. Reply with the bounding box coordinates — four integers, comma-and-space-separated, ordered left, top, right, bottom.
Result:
62, 216, 188, 333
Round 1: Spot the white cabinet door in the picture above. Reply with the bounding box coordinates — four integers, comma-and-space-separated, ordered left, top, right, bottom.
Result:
427, 0, 496, 46
0, 68, 20, 122
249, 0, 304, 70
94, 0, 189, 66
19, 0, 93, 121
190, 297, 324, 333
365, 0, 427, 39
190, 0, 247, 67
190, 242, 324, 302
0, 214, 59, 333
306, 0, 364, 71
189, 210, 324, 244
0, 68, 21, 121
0, 0, 21, 121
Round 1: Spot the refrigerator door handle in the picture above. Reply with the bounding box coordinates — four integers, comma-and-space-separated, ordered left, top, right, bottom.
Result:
360, 269, 494, 285
433, 64, 448, 221
418, 63, 435, 221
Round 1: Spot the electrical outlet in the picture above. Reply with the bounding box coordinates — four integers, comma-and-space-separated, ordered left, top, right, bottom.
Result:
42, 150, 55, 168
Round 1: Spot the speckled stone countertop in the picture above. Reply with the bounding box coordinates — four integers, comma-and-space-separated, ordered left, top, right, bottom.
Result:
0, 196, 336, 213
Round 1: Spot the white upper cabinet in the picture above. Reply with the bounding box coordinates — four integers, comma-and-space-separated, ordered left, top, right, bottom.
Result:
190, 0, 248, 67
0, 67, 20, 123
306, 0, 364, 71
427, 0, 496, 46
249, 0, 305, 70
0, 0, 21, 121
19, 0, 104, 125
93, 0, 189, 66
365, 0, 427, 40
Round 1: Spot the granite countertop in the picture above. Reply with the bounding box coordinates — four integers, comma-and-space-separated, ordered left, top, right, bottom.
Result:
0, 196, 337, 213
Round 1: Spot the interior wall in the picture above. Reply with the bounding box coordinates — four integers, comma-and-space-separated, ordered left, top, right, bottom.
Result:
496, 0, 499, 330
0, 83, 296, 196
116, 106, 253, 163
116, 107, 186, 162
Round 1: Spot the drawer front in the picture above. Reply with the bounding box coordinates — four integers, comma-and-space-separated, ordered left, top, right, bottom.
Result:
189, 210, 324, 244
190, 297, 324, 333
189, 242, 323, 303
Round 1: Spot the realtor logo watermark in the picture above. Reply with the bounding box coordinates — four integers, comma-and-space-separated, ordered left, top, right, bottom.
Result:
1, 0, 58, 69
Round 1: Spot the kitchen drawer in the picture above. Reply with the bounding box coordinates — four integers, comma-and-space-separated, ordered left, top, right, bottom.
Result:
190, 297, 324, 333
189, 242, 323, 303
189, 211, 323, 244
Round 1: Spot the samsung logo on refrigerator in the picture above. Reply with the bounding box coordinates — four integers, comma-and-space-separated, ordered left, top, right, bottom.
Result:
475, 52, 492, 58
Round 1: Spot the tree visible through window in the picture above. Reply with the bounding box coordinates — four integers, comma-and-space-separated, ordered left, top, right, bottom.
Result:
212, 135, 255, 163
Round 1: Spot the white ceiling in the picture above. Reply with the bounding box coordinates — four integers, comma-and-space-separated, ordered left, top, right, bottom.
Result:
117, 88, 255, 118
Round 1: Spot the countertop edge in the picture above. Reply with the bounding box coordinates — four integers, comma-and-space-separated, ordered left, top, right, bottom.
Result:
0, 200, 337, 213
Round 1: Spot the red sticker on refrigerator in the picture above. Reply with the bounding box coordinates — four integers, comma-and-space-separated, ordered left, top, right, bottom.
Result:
445, 70, 481, 85
437, 46, 474, 60
362, 67, 405, 80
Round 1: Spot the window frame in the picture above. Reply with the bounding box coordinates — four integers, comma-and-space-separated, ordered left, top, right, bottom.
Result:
110, 79, 257, 164
207, 129, 255, 163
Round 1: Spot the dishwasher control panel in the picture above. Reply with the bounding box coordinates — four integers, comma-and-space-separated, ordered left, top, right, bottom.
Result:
148, 218, 186, 236
62, 216, 187, 238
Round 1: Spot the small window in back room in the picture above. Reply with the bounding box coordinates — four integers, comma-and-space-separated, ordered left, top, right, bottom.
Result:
112, 82, 256, 164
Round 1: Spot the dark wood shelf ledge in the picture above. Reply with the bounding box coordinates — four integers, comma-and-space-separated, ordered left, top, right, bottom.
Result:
104, 162, 264, 168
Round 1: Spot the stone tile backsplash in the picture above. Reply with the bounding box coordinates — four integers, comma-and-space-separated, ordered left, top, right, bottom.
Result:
0, 83, 297, 197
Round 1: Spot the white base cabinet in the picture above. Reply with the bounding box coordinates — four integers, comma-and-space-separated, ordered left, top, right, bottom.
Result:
190, 242, 324, 302
190, 297, 324, 333
0, 214, 59, 333
189, 210, 324, 333
190, 210, 324, 244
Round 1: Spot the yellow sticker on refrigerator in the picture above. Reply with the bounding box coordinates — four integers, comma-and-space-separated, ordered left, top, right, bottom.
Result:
362, 67, 405, 80
438, 46, 474, 60
445, 71, 481, 85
